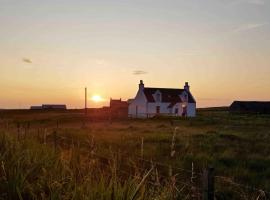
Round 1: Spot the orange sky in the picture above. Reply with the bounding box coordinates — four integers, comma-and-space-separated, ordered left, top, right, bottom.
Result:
0, 0, 269, 108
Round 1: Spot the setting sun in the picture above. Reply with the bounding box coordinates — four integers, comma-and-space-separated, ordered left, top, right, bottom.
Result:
91, 95, 103, 102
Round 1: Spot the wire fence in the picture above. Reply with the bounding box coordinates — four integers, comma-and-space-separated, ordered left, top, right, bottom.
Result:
49, 131, 270, 199
1, 119, 270, 200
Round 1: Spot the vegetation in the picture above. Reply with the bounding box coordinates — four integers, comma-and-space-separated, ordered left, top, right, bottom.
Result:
0, 109, 269, 199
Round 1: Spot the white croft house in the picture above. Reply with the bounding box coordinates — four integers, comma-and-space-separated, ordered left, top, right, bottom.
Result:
128, 80, 196, 118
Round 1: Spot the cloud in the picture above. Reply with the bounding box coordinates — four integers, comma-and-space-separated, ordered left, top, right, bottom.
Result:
22, 58, 32, 63
133, 70, 148, 75
95, 59, 106, 65
230, 0, 265, 5
232, 23, 268, 33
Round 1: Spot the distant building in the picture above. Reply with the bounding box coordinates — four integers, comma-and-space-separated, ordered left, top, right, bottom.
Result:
230, 101, 270, 114
30, 104, 67, 110
42, 104, 67, 110
30, 106, 43, 110
110, 98, 128, 118
128, 80, 196, 118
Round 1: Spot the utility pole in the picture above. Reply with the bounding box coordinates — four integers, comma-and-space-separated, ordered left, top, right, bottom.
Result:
85, 87, 87, 115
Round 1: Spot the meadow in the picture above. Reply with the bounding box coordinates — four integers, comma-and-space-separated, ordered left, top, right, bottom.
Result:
0, 109, 269, 199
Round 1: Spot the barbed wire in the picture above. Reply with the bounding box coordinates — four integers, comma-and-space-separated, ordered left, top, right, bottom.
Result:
54, 134, 270, 195
2, 122, 269, 197
215, 176, 270, 195
54, 134, 200, 176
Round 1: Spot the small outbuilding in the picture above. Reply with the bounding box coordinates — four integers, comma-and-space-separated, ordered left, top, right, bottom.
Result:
229, 101, 270, 114
110, 98, 128, 118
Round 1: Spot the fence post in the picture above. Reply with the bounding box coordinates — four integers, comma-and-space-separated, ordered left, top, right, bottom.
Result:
168, 165, 173, 177
53, 130, 57, 153
17, 122, 20, 140
37, 128, 40, 142
141, 137, 144, 159
203, 167, 215, 200
43, 128, 47, 144
24, 122, 28, 139
6, 121, 9, 130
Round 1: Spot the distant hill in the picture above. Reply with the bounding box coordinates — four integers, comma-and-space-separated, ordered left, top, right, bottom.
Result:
197, 106, 229, 111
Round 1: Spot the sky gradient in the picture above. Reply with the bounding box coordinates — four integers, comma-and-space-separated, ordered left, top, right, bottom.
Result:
0, 0, 269, 108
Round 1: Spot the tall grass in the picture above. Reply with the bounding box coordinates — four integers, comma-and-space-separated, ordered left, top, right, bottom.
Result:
0, 132, 192, 200
1, 110, 270, 199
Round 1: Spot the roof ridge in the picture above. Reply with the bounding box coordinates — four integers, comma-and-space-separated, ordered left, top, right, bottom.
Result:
144, 87, 184, 90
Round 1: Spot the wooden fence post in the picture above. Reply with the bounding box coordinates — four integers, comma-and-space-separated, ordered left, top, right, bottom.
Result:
6, 121, 9, 130
37, 128, 40, 142
168, 165, 173, 177
24, 122, 28, 139
141, 137, 144, 159
203, 167, 215, 200
43, 128, 47, 144
17, 122, 20, 140
53, 131, 57, 153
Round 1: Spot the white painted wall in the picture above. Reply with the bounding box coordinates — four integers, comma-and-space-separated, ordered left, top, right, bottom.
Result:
172, 103, 180, 116
147, 102, 171, 117
187, 103, 196, 117
128, 82, 148, 118
129, 99, 196, 118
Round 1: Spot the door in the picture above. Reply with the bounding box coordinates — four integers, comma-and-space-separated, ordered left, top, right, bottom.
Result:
156, 106, 160, 114
182, 105, 187, 117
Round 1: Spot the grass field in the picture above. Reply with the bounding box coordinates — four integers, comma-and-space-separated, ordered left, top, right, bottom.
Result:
0, 109, 269, 199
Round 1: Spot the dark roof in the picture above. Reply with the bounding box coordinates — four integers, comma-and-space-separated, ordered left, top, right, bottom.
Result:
42, 104, 67, 109
230, 101, 270, 113
30, 106, 43, 110
143, 87, 196, 103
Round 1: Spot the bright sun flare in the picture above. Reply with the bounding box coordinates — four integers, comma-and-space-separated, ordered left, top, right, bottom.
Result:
91, 95, 102, 102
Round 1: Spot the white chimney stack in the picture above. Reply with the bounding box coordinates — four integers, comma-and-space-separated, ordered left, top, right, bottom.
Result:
139, 80, 144, 91
184, 82, 190, 92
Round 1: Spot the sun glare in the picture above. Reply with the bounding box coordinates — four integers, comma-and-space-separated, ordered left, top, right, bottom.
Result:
91, 95, 103, 102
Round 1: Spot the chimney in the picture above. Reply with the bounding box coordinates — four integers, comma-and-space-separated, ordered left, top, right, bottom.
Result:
184, 82, 190, 92
139, 80, 144, 91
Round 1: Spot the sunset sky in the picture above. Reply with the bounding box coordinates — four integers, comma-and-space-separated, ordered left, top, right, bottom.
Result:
0, 0, 269, 108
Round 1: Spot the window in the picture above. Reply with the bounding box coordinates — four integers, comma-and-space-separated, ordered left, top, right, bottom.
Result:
184, 94, 188, 102
156, 106, 160, 114
156, 93, 161, 102
175, 108, 178, 114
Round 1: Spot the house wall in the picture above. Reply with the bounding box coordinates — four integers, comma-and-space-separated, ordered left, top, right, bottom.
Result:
173, 103, 196, 117
173, 103, 181, 116
174, 103, 186, 116
146, 102, 171, 117
129, 98, 196, 118
171, 103, 181, 116
129, 101, 196, 118
128, 87, 147, 118
187, 103, 196, 117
